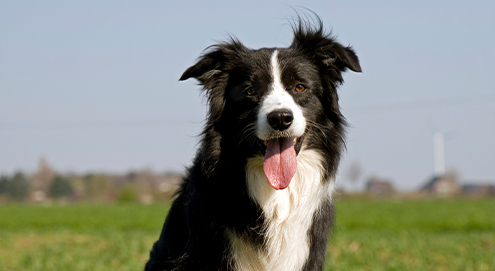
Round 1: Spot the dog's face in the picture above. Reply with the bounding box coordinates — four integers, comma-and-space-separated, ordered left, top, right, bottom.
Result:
180, 24, 361, 189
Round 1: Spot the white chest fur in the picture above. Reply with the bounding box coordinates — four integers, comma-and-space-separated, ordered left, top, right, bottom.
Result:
228, 149, 334, 271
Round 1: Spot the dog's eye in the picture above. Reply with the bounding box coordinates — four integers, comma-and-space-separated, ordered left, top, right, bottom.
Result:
295, 84, 307, 93
245, 81, 261, 96
245, 88, 256, 96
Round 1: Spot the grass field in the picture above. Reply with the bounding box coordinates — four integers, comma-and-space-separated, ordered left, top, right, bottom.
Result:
0, 199, 494, 271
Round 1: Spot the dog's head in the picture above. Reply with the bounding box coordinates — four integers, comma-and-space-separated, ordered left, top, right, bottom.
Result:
180, 20, 361, 189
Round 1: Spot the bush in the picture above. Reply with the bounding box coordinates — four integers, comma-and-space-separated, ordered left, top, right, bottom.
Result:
0, 175, 8, 195
117, 184, 138, 203
4, 172, 30, 201
49, 175, 74, 199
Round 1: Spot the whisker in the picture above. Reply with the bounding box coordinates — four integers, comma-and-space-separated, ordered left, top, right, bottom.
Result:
238, 123, 257, 148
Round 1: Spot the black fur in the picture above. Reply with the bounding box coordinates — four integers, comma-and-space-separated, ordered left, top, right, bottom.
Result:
146, 17, 360, 271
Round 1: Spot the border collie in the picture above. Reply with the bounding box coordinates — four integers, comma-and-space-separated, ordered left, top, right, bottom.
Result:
146, 17, 361, 271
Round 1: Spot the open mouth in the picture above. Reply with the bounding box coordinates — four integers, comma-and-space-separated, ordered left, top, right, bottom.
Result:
258, 136, 304, 156
257, 136, 304, 190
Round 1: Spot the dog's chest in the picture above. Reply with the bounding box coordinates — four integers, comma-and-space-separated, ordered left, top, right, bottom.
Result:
228, 150, 333, 271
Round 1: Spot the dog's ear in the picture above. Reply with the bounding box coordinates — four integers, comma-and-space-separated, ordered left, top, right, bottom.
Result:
179, 40, 246, 90
290, 22, 361, 82
179, 49, 225, 82
320, 42, 361, 73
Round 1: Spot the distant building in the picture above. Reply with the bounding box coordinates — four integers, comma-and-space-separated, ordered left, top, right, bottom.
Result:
366, 177, 396, 197
420, 175, 461, 197
30, 157, 55, 202
462, 183, 495, 198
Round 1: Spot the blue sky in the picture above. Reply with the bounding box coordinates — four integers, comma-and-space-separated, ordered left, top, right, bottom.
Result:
1, 1, 494, 190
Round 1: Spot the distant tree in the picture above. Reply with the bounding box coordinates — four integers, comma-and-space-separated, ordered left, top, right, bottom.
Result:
49, 175, 74, 199
0, 175, 9, 195
6, 172, 30, 201
126, 171, 137, 182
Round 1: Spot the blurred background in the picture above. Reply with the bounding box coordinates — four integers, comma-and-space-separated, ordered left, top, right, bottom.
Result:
1, 0, 494, 202
1, 1, 494, 270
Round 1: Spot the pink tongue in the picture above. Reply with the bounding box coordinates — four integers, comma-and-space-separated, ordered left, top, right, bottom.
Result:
263, 137, 297, 190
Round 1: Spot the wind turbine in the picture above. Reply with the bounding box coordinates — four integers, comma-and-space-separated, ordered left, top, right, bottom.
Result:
432, 129, 458, 177
433, 132, 445, 177
426, 121, 457, 178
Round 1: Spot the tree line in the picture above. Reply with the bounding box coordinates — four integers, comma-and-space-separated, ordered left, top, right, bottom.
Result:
0, 158, 181, 204
0, 172, 72, 201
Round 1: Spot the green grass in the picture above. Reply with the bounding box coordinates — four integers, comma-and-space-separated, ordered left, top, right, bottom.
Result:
0, 204, 170, 230
0, 199, 494, 270
0, 204, 171, 271
328, 199, 495, 271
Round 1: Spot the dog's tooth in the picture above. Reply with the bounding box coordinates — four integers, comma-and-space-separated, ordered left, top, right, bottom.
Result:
293, 138, 297, 144
264, 140, 268, 146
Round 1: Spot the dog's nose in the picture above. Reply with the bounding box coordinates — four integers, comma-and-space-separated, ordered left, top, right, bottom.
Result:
267, 110, 293, 131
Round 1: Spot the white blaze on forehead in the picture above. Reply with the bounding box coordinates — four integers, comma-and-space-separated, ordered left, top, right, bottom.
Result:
256, 50, 306, 140
270, 50, 285, 96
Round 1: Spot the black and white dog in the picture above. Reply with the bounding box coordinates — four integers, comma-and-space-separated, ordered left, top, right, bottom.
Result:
146, 18, 361, 271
